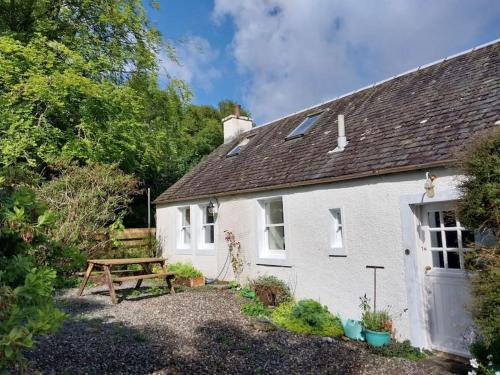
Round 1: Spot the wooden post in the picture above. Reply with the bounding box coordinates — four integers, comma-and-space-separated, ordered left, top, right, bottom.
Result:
366, 265, 385, 311
103, 265, 117, 304
162, 260, 175, 294
77, 262, 94, 296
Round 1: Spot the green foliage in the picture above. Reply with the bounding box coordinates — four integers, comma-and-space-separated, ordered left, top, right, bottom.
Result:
471, 339, 500, 365
227, 281, 239, 289
0, 255, 66, 370
458, 128, 500, 235
239, 286, 256, 300
359, 295, 392, 332
271, 300, 344, 337
168, 262, 203, 279
252, 275, 291, 307
0, 171, 68, 369
368, 340, 429, 361
241, 300, 272, 318
457, 129, 500, 357
36, 162, 138, 256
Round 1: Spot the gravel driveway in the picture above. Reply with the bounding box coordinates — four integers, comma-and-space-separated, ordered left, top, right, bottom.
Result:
26, 284, 452, 375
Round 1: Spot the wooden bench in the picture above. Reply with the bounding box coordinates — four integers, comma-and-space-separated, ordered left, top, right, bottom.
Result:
77, 258, 176, 304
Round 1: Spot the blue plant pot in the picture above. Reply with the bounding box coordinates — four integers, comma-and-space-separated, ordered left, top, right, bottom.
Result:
364, 329, 391, 347
343, 319, 365, 341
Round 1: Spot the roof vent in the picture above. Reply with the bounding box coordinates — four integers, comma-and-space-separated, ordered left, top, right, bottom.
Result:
329, 114, 348, 153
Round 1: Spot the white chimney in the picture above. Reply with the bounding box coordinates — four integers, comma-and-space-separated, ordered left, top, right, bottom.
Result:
335, 114, 348, 151
222, 105, 253, 144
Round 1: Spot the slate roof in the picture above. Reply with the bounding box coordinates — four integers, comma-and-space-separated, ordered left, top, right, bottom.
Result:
155, 40, 500, 204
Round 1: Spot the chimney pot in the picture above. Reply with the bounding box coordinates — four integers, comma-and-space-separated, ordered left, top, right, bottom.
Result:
222, 106, 252, 144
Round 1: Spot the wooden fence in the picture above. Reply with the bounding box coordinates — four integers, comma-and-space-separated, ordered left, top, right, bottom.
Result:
111, 228, 157, 257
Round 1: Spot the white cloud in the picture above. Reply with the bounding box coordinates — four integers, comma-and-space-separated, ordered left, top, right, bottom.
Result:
159, 36, 221, 92
213, 0, 500, 123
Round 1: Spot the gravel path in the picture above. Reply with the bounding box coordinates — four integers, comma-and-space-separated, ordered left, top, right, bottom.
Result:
26, 284, 452, 375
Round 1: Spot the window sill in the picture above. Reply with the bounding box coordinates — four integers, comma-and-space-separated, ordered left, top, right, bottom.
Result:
176, 247, 192, 255
255, 258, 292, 268
195, 247, 216, 256
329, 248, 347, 257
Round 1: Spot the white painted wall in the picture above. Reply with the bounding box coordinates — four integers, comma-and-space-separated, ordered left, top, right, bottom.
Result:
156, 167, 461, 343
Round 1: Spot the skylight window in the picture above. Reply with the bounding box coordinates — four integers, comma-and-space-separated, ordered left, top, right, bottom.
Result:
286, 112, 322, 140
226, 137, 252, 157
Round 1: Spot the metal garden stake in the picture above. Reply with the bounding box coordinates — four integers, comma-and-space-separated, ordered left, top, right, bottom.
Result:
366, 265, 385, 311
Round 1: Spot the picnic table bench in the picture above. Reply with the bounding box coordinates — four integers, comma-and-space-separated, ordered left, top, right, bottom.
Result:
77, 257, 176, 304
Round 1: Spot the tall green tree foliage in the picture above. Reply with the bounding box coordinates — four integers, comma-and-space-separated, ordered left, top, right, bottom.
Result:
0, 1, 249, 227
458, 128, 500, 363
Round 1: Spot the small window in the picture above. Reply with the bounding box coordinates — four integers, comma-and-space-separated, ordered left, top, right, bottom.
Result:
227, 137, 252, 157
424, 209, 472, 270
329, 208, 346, 256
201, 205, 215, 246
179, 206, 191, 247
286, 112, 322, 139
258, 198, 286, 259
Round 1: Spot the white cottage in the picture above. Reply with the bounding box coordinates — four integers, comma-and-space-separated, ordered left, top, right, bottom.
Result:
154, 40, 500, 356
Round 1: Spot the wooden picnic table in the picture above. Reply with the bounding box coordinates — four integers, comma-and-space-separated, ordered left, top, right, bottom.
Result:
77, 257, 176, 304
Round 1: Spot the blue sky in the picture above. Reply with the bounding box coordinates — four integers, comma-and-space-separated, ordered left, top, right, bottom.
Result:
147, 1, 500, 124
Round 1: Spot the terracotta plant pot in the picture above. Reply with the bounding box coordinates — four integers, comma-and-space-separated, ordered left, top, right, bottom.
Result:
174, 275, 205, 288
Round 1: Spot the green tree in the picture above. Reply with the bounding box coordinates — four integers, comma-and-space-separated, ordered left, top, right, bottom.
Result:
457, 128, 500, 364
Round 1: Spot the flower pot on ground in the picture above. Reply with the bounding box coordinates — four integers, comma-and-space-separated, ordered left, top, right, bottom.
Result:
167, 262, 205, 288
364, 328, 391, 347
360, 295, 392, 347
175, 275, 205, 288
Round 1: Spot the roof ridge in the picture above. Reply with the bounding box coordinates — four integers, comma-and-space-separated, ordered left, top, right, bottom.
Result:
256, 38, 500, 129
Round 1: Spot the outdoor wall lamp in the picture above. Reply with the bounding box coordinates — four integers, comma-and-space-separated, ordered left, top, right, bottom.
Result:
207, 197, 219, 216
424, 172, 437, 198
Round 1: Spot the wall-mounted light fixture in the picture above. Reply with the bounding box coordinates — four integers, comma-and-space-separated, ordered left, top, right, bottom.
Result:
207, 197, 219, 216
424, 172, 437, 198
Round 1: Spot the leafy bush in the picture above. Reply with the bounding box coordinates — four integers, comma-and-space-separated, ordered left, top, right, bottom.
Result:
252, 275, 291, 307
241, 300, 272, 317
271, 299, 344, 337
37, 162, 139, 257
457, 128, 499, 360
368, 340, 428, 361
0, 173, 67, 370
0, 257, 66, 370
168, 262, 203, 278
239, 286, 256, 300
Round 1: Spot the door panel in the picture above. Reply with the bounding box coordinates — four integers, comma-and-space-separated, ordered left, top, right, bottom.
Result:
420, 203, 473, 356
425, 271, 472, 356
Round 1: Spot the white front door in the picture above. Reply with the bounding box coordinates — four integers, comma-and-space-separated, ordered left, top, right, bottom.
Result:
420, 203, 474, 356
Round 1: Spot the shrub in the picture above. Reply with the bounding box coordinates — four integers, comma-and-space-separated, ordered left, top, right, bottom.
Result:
239, 286, 256, 300
252, 275, 291, 307
271, 299, 344, 337
457, 128, 499, 360
241, 300, 272, 317
368, 340, 428, 361
36, 162, 139, 257
168, 262, 203, 278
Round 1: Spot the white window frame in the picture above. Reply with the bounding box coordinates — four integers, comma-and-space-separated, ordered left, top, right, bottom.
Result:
257, 197, 286, 260
197, 204, 215, 251
422, 206, 472, 271
329, 208, 346, 256
176, 206, 192, 254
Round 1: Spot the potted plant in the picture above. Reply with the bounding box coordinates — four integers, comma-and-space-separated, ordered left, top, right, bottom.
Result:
360, 295, 392, 347
168, 262, 205, 287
